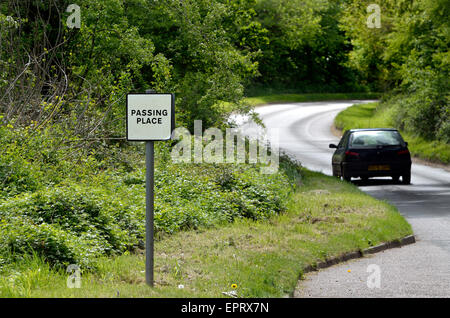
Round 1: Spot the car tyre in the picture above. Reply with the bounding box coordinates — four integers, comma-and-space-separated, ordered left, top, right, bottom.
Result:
392, 175, 400, 183
342, 166, 351, 182
402, 171, 411, 184
332, 169, 338, 178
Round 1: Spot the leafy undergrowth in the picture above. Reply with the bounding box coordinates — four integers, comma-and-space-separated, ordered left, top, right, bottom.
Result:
335, 102, 450, 164
0, 163, 296, 270
0, 124, 299, 272
0, 169, 412, 297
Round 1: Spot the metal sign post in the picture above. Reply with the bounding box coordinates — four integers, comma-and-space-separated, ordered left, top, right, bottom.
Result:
126, 90, 175, 287
145, 89, 155, 287
145, 139, 154, 286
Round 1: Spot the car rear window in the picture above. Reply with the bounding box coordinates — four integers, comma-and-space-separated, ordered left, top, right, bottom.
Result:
349, 130, 405, 148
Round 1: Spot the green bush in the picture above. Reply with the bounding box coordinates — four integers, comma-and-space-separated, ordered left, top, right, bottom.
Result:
0, 125, 104, 197
0, 159, 296, 268
388, 89, 449, 143
0, 126, 42, 196
0, 146, 39, 196
0, 186, 135, 268
0, 117, 298, 269
0, 217, 77, 267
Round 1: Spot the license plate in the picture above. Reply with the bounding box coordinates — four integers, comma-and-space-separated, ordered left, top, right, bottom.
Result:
368, 165, 390, 171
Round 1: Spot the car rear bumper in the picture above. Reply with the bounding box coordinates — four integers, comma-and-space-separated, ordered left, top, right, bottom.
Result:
342, 161, 411, 177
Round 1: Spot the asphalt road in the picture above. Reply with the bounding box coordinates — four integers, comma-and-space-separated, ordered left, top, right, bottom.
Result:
234, 100, 450, 297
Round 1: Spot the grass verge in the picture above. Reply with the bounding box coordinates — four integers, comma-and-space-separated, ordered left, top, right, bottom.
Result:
335, 102, 450, 164
243, 92, 380, 107
0, 168, 412, 298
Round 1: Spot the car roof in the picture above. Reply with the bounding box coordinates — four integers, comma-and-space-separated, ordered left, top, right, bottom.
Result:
347, 128, 398, 132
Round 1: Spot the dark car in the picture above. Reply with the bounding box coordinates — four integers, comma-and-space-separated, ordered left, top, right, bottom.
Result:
329, 128, 412, 184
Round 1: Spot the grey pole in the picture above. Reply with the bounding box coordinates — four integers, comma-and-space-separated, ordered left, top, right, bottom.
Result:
145, 89, 156, 287
145, 140, 154, 287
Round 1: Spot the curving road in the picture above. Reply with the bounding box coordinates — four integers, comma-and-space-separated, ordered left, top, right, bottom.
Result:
234, 100, 450, 297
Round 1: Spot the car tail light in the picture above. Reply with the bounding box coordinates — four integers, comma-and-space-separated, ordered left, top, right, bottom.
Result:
397, 149, 409, 155
345, 151, 359, 157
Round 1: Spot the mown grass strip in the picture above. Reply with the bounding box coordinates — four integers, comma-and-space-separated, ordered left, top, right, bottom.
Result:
243, 92, 380, 107
0, 169, 412, 298
335, 102, 450, 164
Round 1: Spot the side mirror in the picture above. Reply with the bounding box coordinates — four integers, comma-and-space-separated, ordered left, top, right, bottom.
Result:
329, 143, 338, 149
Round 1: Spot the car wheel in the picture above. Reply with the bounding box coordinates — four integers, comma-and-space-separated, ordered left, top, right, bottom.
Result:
342, 170, 351, 182
392, 175, 400, 183
332, 169, 338, 178
402, 171, 411, 184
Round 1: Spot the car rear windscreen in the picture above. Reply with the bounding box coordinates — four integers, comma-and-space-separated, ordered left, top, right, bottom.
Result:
349, 130, 405, 148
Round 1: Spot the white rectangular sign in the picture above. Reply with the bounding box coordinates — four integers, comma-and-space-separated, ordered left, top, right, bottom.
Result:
126, 93, 175, 141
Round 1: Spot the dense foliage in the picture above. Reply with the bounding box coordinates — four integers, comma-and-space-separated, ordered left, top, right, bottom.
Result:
0, 0, 448, 271
0, 0, 370, 136
1, 0, 447, 142
0, 165, 294, 268
0, 125, 298, 268
341, 0, 449, 142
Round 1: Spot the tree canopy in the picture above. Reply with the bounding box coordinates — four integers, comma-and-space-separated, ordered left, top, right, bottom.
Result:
0, 0, 448, 141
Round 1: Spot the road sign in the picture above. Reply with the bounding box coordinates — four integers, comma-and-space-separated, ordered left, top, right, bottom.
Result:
126, 93, 175, 141
126, 91, 175, 287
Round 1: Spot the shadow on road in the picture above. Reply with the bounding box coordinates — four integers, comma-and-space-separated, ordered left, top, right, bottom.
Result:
351, 178, 405, 187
